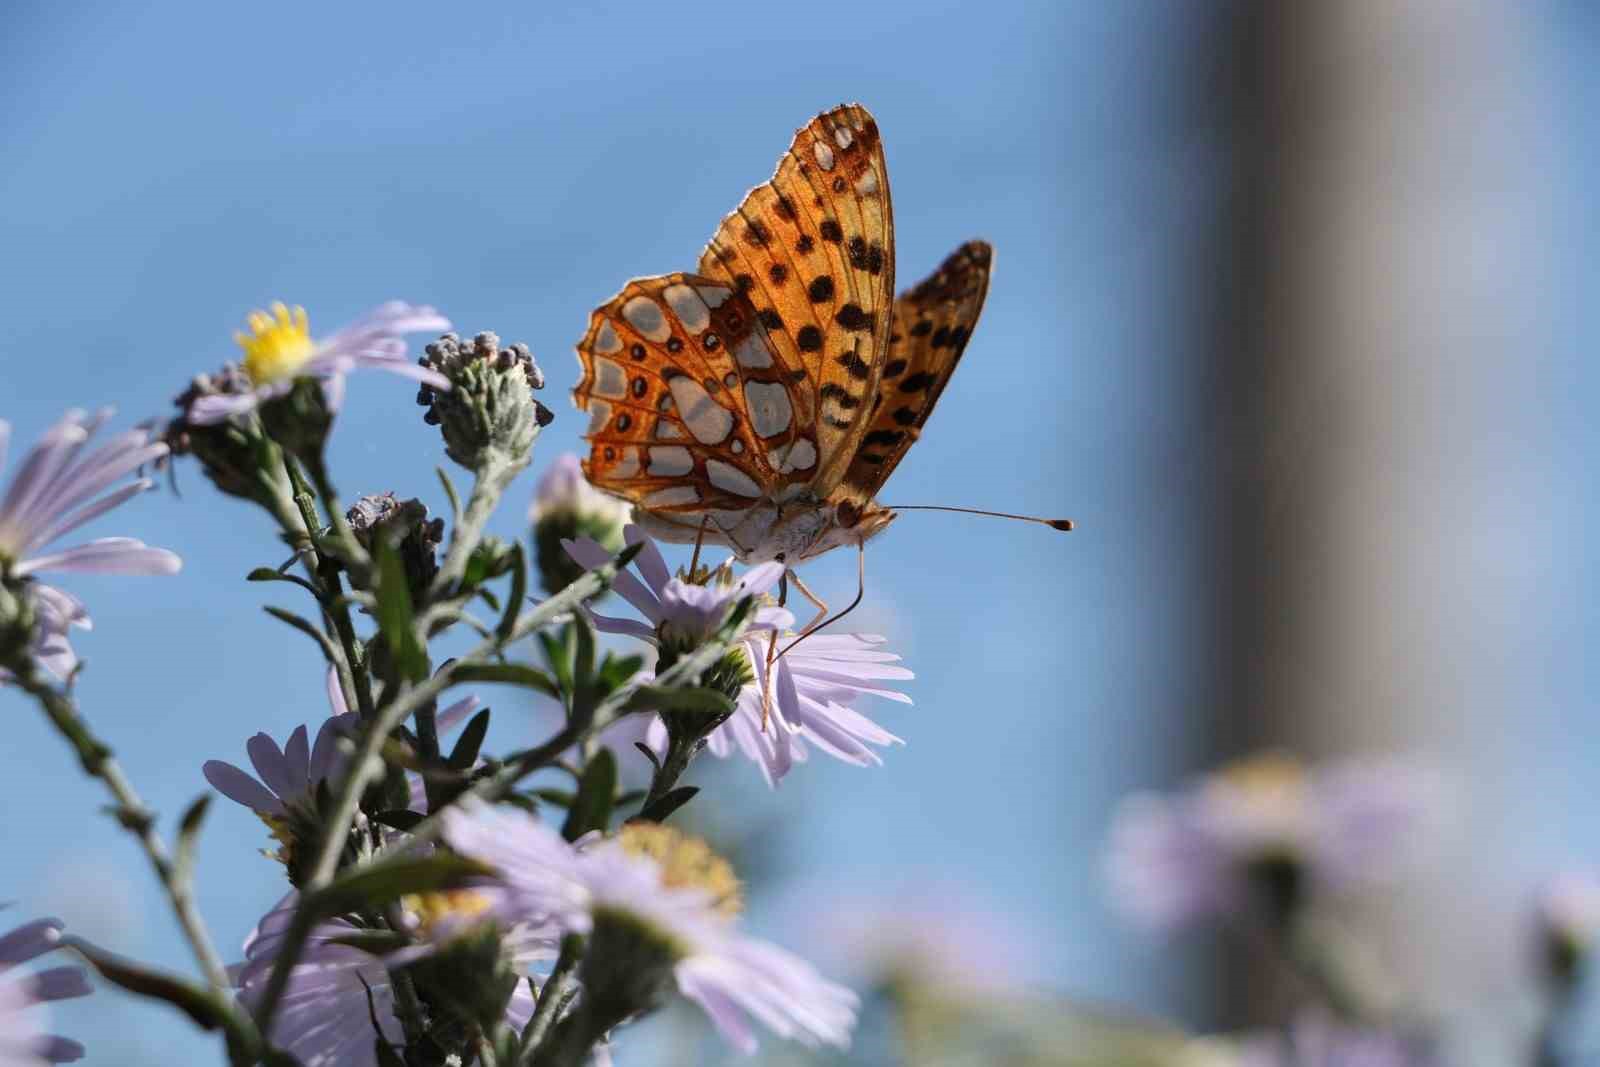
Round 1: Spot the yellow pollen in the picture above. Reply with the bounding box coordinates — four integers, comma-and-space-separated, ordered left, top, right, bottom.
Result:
618, 823, 742, 918
257, 813, 295, 866
235, 302, 315, 384
402, 889, 494, 935
1217, 752, 1307, 798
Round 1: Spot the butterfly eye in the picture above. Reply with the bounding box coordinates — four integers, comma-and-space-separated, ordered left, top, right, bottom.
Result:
775, 552, 787, 563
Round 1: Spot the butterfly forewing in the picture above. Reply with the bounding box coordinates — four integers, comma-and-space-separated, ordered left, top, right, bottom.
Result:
839, 240, 994, 500
697, 103, 896, 497
574, 272, 817, 527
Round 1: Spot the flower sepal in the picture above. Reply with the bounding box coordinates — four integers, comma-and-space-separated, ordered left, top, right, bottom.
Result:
256, 377, 335, 468
418, 332, 553, 473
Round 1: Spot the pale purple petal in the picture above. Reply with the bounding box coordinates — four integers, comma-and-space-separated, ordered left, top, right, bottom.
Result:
185, 390, 267, 425
0, 919, 63, 966
435, 695, 480, 735
26, 967, 91, 1003
245, 734, 294, 802
563, 537, 661, 621
203, 760, 287, 816
281, 726, 311, 797
624, 525, 672, 595
23, 479, 154, 554
13, 538, 182, 576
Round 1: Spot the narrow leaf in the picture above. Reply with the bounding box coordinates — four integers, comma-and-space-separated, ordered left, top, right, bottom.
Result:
562, 748, 617, 841
312, 853, 489, 916
436, 465, 462, 524
632, 742, 662, 772
497, 542, 527, 642
174, 794, 210, 884
245, 567, 319, 595
624, 685, 735, 716
374, 541, 427, 682
452, 663, 560, 698
448, 708, 492, 771
65, 937, 226, 1030
638, 785, 699, 824
371, 809, 426, 832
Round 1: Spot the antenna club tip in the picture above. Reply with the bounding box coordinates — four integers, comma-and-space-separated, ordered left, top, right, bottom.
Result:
1050, 519, 1075, 532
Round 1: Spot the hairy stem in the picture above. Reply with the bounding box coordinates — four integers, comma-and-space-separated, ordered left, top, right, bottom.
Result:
430, 453, 521, 599
519, 935, 584, 1062
12, 664, 235, 998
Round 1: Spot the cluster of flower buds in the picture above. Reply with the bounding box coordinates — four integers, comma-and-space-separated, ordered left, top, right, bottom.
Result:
417, 332, 553, 472
166, 364, 291, 507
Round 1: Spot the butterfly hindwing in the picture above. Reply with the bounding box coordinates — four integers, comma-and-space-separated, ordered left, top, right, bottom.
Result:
574, 272, 820, 524
840, 240, 994, 500
697, 103, 896, 498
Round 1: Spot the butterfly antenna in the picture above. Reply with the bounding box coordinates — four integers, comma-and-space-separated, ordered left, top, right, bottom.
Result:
884, 504, 1074, 531
779, 543, 866, 658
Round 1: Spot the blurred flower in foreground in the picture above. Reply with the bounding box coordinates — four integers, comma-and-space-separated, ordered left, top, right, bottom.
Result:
1534, 872, 1600, 991
529, 454, 629, 593
233, 891, 550, 1067
0, 410, 180, 680
566, 527, 911, 786
442, 800, 859, 1054
0, 914, 91, 1065
202, 668, 477, 882
1237, 1012, 1435, 1067
183, 301, 450, 425
1105, 753, 1439, 931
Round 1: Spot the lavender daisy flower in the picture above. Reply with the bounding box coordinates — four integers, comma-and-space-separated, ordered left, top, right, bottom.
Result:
1105, 753, 1438, 932
0, 410, 180, 679
0, 915, 91, 1065
184, 302, 450, 425
203, 668, 478, 871
530, 454, 631, 594
234, 891, 552, 1067
564, 527, 911, 786
442, 799, 859, 1054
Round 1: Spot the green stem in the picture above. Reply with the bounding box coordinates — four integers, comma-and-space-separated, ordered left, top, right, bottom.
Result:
282, 454, 373, 719
533, 994, 625, 1067
430, 454, 519, 599
11, 664, 236, 1000
519, 935, 584, 1062
639, 730, 699, 820
252, 557, 628, 1040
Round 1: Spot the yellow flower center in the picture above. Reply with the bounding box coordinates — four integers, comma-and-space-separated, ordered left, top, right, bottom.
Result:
235, 302, 315, 384
618, 822, 742, 918
1217, 752, 1307, 800
402, 889, 494, 936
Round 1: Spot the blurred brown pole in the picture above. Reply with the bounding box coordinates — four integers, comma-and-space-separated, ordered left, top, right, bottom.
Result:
1196, 0, 1540, 1025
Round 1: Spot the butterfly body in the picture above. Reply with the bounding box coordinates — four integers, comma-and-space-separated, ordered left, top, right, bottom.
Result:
574, 105, 992, 569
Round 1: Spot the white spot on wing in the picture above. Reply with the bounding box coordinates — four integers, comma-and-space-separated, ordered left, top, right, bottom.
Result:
833, 126, 853, 150
594, 321, 622, 354
663, 284, 711, 333
696, 285, 733, 309
593, 358, 627, 399
654, 420, 685, 439
744, 381, 793, 439
622, 296, 670, 342
706, 459, 761, 498
731, 333, 772, 369
854, 170, 879, 196
731, 439, 745, 454
647, 446, 693, 476
586, 400, 613, 435
813, 140, 835, 171
667, 376, 735, 444
612, 447, 640, 478
768, 437, 817, 473
644, 486, 699, 508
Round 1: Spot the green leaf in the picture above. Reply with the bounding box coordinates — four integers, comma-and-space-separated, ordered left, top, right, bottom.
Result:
562, 748, 617, 841
624, 685, 735, 716
174, 794, 210, 883
64, 936, 227, 1031
312, 853, 489, 917
533, 788, 574, 807
374, 541, 428, 683
598, 653, 646, 692
538, 629, 573, 695
436, 465, 462, 525
572, 612, 596, 693
448, 708, 492, 771
497, 542, 528, 642
638, 785, 699, 823
452, 662, 560, 698
245, 567, 319, 595
632, 742, 661, 773
262, 606, 341, 664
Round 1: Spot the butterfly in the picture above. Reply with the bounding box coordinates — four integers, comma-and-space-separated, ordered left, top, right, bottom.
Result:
574, 104, 1046, 620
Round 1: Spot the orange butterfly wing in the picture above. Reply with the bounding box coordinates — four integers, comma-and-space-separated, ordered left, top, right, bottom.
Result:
574, 273, 817, 530
696, 103, 896, 497
838, 240, 994, 501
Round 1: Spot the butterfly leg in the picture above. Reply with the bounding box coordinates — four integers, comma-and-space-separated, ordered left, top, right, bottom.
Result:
760, 568, 828, 732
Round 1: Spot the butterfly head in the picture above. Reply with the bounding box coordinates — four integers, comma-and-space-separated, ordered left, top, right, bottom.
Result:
787, 497, 895, 564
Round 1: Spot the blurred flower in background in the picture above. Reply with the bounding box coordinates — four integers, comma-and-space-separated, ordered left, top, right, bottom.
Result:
0, 914, 90, 1065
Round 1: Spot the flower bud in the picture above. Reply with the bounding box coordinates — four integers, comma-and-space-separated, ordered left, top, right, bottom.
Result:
0, 578, 37, 674
256, 377, 334, 467
530, 455, 629, 593
1537, 873, 1600, 992
345, 492, 445, 605
417, 332, 552, 472
167, 366, 294, 507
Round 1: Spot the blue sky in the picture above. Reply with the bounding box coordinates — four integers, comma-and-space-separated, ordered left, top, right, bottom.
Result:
5, 3, 1596, 1063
